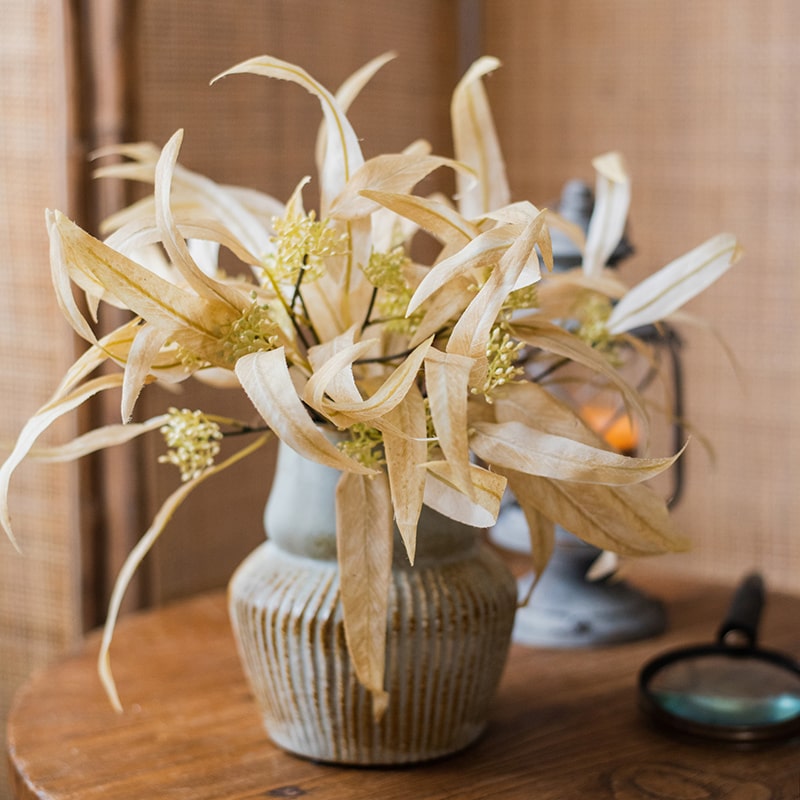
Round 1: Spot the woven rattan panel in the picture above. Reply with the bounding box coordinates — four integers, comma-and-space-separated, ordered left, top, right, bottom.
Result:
0, 2, 82, 797
125, 1, 462, 603
485, 0, 800, 594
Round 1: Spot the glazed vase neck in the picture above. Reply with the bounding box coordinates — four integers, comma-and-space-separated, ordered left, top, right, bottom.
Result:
264, 440, 479, 566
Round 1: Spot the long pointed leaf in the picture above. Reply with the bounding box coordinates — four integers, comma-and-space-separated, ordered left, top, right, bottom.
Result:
447, 211, 547, 361
30, 415, 170, 462
583, 152, 631, 278
424, 348, 473, 496
0, 373, 124, 549
407, 225, 512, 315
336, 470, 392, 718
315, 51, 396, 173
493, 380, 602, 446
154, 130, 250, 311
407, 275, 475, 348
451, 56, 510, 217
607, 233, 741, 334
509, 315, 650, 437
330, 153, 472, 219
99, 433, 270, 711
213, 55, 364, 215
494, 468, 556, 582
382, 384, 426, 564
471, 420, 682, 485
51, 327, 126, 398
47, 210, 102, 343
306, 327, 363, 403
496, 468, 688, 556
303, 336, 375, 412
51, 211, 234, 348
121, 323, 171, 422
359, 190, 478, 250
314, 337, 433, 425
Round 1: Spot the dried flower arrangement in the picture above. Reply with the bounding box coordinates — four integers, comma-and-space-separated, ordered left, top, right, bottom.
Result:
0, 53, 740, 711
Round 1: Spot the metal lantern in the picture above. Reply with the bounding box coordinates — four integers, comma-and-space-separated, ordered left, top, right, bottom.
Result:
490, 180, 685, 647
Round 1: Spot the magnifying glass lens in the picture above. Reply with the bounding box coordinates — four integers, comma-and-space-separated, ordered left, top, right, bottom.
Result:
648, 654, 800, 728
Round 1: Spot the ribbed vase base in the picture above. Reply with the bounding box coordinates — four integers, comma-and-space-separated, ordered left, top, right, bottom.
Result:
267, 721, 487, 766
229, 540, 516, 766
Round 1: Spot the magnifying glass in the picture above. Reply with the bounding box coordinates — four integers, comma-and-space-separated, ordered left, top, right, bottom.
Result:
639, 573, 800, 743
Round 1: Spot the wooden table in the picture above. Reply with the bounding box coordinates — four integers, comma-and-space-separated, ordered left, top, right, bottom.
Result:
7, 575, 800, 799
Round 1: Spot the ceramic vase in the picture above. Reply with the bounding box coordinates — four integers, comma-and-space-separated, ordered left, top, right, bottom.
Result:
228, 440, 517, 764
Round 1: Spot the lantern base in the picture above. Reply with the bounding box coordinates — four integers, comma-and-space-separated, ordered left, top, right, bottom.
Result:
512, 568, 667, 648
492, 509, 667, 647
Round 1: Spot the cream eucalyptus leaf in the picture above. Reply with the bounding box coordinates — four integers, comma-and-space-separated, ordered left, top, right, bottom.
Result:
421, 461, 506, 528
495, 469, 689, 557
99, 433, 271, 712
50, 211, 237, 365
607, 233, 742, 334
28, 415, 170, 462
471, 420, 683, 485
424, 348, 474, 498
583, 151, 631, 278
446, 210, 549, 364
213, 54, 364, 216
451, 55, 510, 218
315, 51, 396, 177
311, 337, 433, 426
121, 323, 173, 423
235, 348, 374, 475
335, 470, 393, 720
359, 189, 479, 251
330, 153, 474, 220
382, 384, 427, 565
0, 373, 125, 550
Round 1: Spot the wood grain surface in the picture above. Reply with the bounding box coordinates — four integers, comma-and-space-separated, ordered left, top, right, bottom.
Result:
8, 574, 800, 799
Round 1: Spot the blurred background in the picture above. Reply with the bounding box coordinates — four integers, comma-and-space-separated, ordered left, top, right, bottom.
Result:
1, 1, 798, 795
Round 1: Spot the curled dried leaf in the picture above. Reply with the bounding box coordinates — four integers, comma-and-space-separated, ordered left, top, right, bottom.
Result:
213, 54, 364, 215
0, 373, 124, 550
424, 348, 474, 497
99, 434, 271, 711
235, 348, 374, 474
330, 153, 473, 220
451, 55, 509, 217
422, 461, 506, 529
360, 190, 479, 251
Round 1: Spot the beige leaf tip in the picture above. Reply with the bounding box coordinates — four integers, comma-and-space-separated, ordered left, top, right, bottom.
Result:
2, 523, 22, 555
397, 522, 417, 566
371, 688, 390, 723
592, 151, 629, 184
98, 651, 124, 714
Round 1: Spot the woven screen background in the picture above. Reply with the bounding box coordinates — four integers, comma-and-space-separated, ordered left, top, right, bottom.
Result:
2, 2, 799, 794
126, 0, 464, 604
0, 2, 81, 797
485, 0, 800, 593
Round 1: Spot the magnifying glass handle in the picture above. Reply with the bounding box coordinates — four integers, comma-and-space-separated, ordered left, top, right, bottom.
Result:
716, 572, 764, 648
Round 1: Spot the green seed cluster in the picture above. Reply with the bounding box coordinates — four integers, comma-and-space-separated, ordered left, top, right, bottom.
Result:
264, 211, 348, 285
219, 301, 280, 364
159, 407, 223, 482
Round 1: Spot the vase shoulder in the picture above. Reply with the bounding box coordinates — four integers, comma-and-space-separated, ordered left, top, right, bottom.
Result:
264, 441, 481, 565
